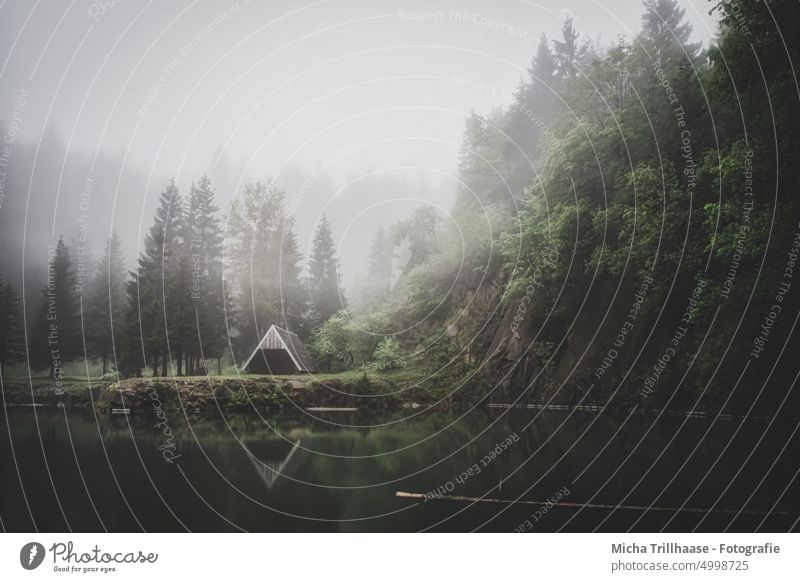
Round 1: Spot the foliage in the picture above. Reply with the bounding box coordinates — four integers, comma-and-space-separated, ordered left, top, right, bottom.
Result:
371, 337, 405, 370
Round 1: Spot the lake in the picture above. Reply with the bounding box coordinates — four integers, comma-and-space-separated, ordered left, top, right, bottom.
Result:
1, 406, 798, 532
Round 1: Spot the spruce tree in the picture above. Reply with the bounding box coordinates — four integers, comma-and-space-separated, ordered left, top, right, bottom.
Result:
187, 174, 226, 373
454, 110, 512, 212
503, 34, 559, 195
273, 213, 305, 338
307, 214, 344, 324
0, 275, 26, 378
368, 225, 393, 291
228, 181, 285, 356
128, 179, 183, 376
29, 236, 81, 377
84, 232, 127, 375
552, 16, 589, 80
641, 0, 693, 44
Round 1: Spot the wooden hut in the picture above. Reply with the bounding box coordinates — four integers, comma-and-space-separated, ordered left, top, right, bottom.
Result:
242, 324, 316, 374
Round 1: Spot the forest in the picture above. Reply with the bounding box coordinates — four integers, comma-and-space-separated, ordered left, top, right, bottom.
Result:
1, 0, 798, 416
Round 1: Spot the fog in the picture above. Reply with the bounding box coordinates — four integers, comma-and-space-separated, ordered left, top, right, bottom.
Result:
0, 0, 717, 300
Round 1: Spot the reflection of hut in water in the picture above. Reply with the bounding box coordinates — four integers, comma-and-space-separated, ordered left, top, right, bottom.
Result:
243, 439, 304, 489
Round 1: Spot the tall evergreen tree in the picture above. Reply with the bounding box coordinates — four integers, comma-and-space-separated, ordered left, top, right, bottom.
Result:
29, 236, 81, 377
125, 180, 183, 377
273, 213, 305, 338
229, 181, 282, 342
84, 232, 127, 374
392, 206, 441, 271
187, 174, 227, 373
552, 16, 589, 80
641, 0, 693, 43
352, 225, 394, 312
367, 225, 393, 292
454, 109, 513, 212
307, 214, 344, 324
228, 180, 306, 355
503, 34, 559, 195
0, 275, 26, 377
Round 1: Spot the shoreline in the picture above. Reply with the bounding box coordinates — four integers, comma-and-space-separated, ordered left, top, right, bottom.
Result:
2, 376, 790, 422
1, 375, 446, 413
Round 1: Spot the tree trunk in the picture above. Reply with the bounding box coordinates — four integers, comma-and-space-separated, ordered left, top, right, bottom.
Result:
102, 352, 108, 375
152, 352, 159, 377
177, 348, 183, 376
217, 356, 221, 375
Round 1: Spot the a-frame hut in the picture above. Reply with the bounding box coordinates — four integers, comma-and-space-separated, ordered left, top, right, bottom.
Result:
242, 324, 316, 374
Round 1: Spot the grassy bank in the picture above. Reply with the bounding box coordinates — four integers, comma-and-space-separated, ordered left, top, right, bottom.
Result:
1, 366, 480, 412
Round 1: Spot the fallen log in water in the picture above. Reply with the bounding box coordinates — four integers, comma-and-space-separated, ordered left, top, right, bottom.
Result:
394, 491, 798, 517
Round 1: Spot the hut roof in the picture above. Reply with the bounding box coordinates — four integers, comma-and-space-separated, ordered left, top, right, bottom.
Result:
242, 324, 316, 373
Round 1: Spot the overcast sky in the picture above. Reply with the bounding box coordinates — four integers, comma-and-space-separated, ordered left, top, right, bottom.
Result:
0, 0, 718, 289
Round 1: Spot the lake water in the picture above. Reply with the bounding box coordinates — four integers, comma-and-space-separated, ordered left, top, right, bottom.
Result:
2, 406, 798, 532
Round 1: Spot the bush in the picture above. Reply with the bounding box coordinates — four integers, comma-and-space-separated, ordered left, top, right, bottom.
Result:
368, 337, 406, 372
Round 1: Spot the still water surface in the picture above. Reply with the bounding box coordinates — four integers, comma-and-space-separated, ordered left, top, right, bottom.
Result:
2, 407, 798, 531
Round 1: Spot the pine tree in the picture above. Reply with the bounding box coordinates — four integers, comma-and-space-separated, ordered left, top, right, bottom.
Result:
454, 109, 513, 212
228, 181, 286, 356
118, 275, 145, 377
639, 0, 701, 66
503, 35, 559, 195
367, 225, 393, 291
633, 0, 704, 166
127, 180, 184, 377
186, 174, 226, 373
392, 206, 441, 270
307, 214, 344, 324
29, 236, 81, 377
352, 226, 395, 313
84, 232, 127, 375
641, 0, 693, 44
0, 275, 26, 377
273, 213, 306, 338
552, 16, 589, 80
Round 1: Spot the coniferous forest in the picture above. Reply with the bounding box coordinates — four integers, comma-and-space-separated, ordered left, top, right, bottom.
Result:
2, 0, 796, 414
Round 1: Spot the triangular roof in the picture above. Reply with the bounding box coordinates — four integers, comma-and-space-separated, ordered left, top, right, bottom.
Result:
242, 324, 316, 372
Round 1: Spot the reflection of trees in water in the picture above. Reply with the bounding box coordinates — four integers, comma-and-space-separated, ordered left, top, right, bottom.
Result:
5, 409, 799, 531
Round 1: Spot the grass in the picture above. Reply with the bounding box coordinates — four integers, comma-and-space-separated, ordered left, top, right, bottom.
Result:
2, 359, 427, 391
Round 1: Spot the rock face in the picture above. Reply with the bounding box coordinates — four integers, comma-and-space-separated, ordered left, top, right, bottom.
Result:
438, 268, 549, 402
442, 266, 594, 406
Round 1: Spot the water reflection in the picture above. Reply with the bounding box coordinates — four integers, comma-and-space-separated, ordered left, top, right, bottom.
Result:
1, 407, 798, 532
